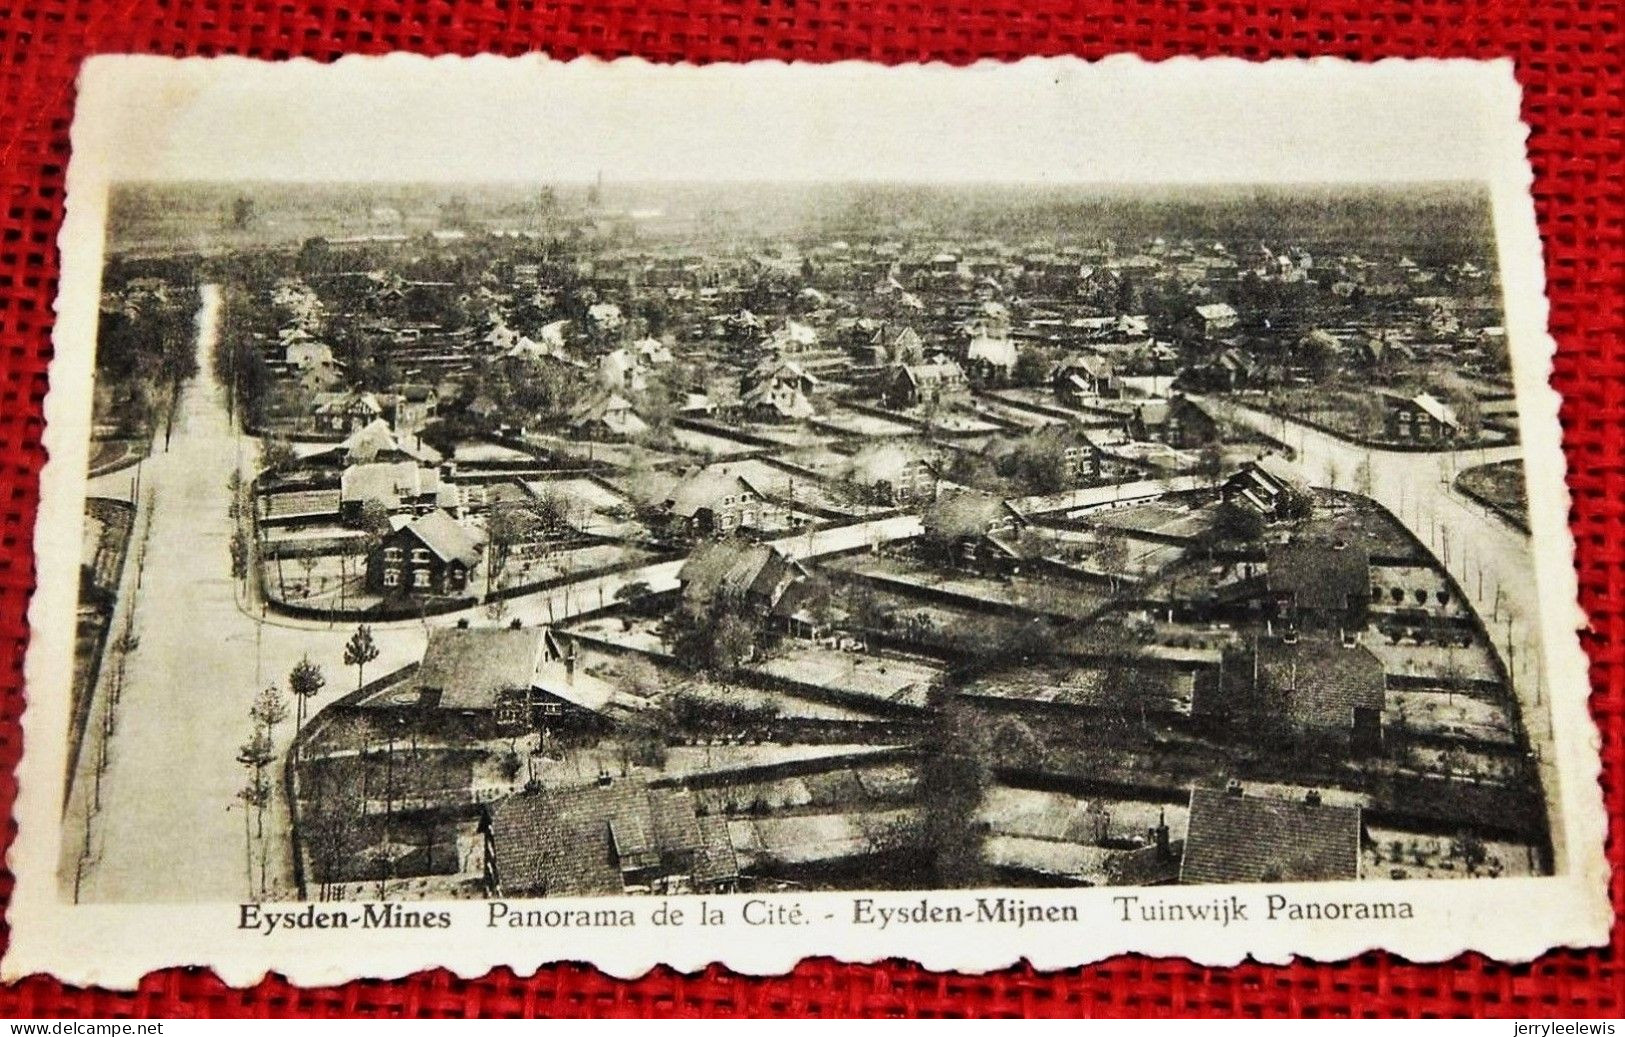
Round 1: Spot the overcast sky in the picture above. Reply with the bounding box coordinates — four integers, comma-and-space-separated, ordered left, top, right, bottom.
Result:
76, 54, 1520, 185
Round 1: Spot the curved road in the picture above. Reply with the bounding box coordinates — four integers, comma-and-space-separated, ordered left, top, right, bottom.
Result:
1197, 395, 1567, 871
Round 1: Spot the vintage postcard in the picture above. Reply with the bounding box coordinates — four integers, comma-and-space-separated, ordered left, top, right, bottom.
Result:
4, 54, 1609, 986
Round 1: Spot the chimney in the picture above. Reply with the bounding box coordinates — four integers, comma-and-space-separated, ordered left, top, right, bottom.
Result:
565, 642, 578, 683
1154, 807, 1171, 859
1305, 789, 1322, 806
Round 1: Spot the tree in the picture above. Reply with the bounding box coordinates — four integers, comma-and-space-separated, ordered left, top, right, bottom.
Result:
228, 528, 249, 582
1196, 440, 1227, 489
486, 502, 546, 587
1213, 501, 1266, 541
260, 435, 297, 475
612, 580, 654, 615
289, 655, 327, 737
1353, 457, 1374, 497
344, 624, 380, 691
1094, 529, 1131, 590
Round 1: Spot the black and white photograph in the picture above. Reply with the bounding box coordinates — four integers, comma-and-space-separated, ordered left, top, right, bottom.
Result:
4, 55, 1607, 984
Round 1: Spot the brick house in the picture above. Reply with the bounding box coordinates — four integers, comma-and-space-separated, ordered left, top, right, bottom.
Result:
481, 776, 739, 897
1380, 390, 1460, 443
883, 359, 970, 408
367, 510, 482, 597
1181, 786, 1362, 884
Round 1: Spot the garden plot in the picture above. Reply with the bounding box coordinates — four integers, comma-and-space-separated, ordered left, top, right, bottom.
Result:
669, 425, 760, 458
451, 440, 535, 463
675, 674, 900, 723
703, 459, 859, 515
816, 407, 920, 438
1365, 827, 1539, 880
1387, 687, 1517, 745
735, 424, 845, 450
986, 388, 1091, 419
1370, 565, 1469, 619
750, 644, 941, 708
262, 487, 340, 520
973, 398, 1063, 429
1301, 496, 1420, 560
730, 808, 915, 868
499, 543, 656, 590
524, 477, 648, 539
833, 555, 1113, 621
566, 615, 670, 655
979, 787, 1190, 844
1090, 501, 1214, 540
1366, 639, 1500, 682
526, 433, 683, 470
918, 407, 1004, 434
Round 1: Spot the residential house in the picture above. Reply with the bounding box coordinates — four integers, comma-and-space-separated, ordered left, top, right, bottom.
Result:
677, 540, 810, 624
1255, 636, 1386, 748
1180, 786, 1362, 884
387, 383, 440, 432
925, 490, 1027, 573
843, 442, 939, 505
366, 509, 483, 597
1126, 396, 1220, 448
1265, 540, 1372, 632
569, 392, 649, 439
883, 359, 970, 408
868, 324, 925, 366
662, 468, 778, 537
285, 339, 336, 369
1053, 354, 1115, 404
1380, 390, 1460, 443
741, 378, 816, 422
597, 347, 648, 394
1221, 456, 1305, 519
312, 390, 387, 434
964, 334, 1019, 385
340, 419, 441, 466
481, 776, 738, 897
339, 461, 455, 525
1189, 302, 1239, 338
408, 626, 618, 730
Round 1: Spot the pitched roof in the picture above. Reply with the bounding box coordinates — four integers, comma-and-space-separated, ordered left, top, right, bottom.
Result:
1194, 302, 1238, 322
1266, 540, 1370, 613
1410, 391, 1460, 427
400, 509, 483, 570
845, 441, 937, 486
678, 541, 802, 607
966, 335, 1018, 368
666, 468, 767, 518
416, 626, 547, 710
1257, 637, 1386, 730
486, 778, 736, 896
1181, 787, 1362, 884
899, 359, 967, 387
340, 461, 439, 508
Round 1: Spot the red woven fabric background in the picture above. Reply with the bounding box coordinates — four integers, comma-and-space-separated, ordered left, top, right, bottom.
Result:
0, 0, 1620, 1018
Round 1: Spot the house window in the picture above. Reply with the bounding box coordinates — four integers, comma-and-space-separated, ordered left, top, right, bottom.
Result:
413, 570, 431, 588
411, 548, 430, 563
383, 548, 403, 562
383, 569, 400, 587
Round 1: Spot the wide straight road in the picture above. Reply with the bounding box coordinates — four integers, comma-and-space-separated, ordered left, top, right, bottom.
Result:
77, 286, 427, 903
1198, 395, 1568, 871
